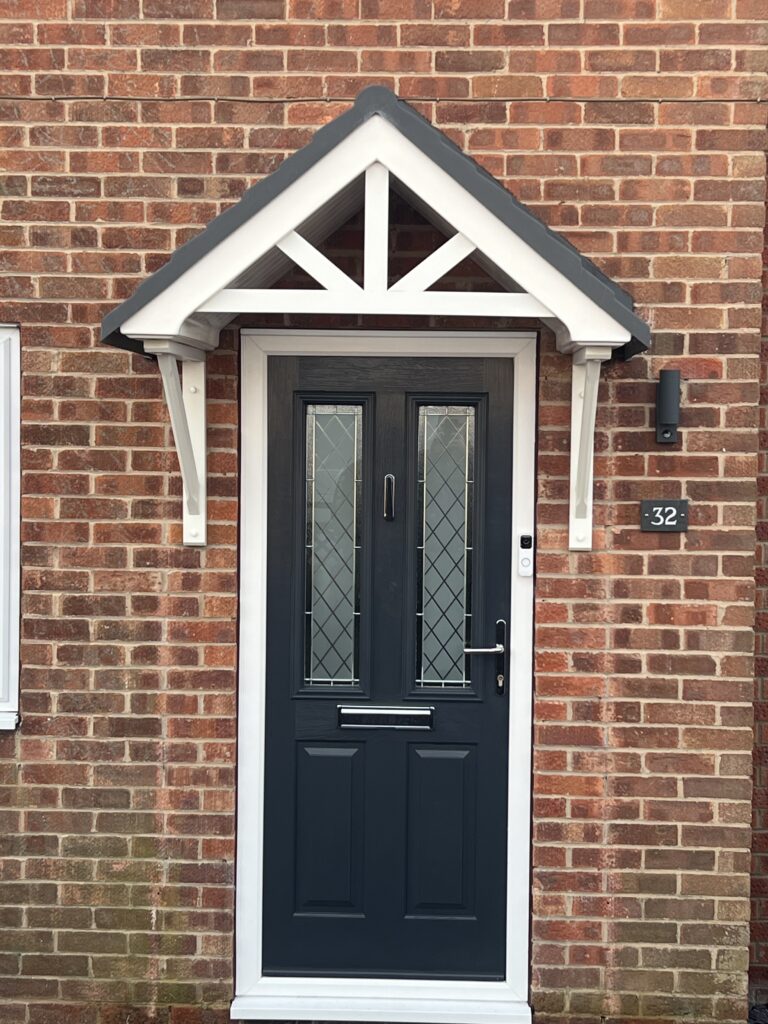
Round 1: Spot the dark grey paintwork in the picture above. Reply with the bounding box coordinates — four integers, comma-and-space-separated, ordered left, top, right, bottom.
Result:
100, 86, 651, 360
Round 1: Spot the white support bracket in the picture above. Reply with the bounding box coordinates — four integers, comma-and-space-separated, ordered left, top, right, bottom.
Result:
152, 347, 207, 546
568, 347, 611, 551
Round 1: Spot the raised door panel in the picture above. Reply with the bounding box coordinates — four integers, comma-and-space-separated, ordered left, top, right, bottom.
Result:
295, 744, 365, 915
406, 745, 477, 917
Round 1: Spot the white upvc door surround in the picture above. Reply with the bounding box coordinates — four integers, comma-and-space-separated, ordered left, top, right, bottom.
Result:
234, 330, 537, 1024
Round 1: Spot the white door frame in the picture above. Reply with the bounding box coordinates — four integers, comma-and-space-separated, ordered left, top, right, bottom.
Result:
234, 329, 537, 1024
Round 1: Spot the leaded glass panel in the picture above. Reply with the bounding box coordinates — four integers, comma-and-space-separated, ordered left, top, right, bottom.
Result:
416, 405, 475, 688
304, 404, 362, 686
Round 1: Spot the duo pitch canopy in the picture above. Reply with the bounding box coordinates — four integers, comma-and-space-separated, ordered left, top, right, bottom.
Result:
101, 87, 650, 550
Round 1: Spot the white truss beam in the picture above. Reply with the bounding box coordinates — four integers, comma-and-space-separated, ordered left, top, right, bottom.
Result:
364, 162, 389, 292
276, 231, 361, 293
122, 121, 639, 551
199, 289, 553, 319
390, 233, 476, 293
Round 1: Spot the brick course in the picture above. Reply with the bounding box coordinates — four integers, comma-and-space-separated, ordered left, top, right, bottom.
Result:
0, 2, 767, 1022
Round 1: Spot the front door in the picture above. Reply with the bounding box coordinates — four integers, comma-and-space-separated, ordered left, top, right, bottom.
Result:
262, 356, 514, 981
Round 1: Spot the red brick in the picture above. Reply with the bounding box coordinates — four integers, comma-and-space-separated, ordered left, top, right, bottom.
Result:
0, 10, 763, 1022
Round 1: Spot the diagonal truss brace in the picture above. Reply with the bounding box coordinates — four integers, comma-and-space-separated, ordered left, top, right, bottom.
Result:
276, 231, 362, 293
155, 349, 207, 547
391, 232, 476, 293
201, 161, 550, 321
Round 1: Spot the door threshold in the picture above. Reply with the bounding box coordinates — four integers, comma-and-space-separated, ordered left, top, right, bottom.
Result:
231, 991, 531, 1023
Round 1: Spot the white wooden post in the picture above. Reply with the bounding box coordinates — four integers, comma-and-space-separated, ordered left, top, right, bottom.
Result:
364, 162, 389, 292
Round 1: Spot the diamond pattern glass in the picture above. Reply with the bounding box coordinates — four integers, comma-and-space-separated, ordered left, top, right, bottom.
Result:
304, 404, 362, 686
416, 405, 475, 688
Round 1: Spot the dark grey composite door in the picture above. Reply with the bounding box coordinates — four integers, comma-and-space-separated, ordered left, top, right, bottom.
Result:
262, 356, 514, 980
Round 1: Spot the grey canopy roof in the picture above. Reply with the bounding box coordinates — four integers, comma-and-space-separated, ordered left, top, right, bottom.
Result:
101, 86, 650, 360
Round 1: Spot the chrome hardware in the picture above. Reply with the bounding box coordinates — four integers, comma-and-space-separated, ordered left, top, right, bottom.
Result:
339, 706, 434, 730
383, 473, 395, 521
464, 620, 507, 695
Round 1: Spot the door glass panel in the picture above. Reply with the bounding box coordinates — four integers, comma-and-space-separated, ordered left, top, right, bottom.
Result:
304, 404, 363, 686
416, 405, 475, 688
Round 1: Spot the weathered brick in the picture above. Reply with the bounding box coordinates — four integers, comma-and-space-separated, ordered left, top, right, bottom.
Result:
0, 4, 764, 1021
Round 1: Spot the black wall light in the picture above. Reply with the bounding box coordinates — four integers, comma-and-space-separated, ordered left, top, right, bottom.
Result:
656, 368, 681, 444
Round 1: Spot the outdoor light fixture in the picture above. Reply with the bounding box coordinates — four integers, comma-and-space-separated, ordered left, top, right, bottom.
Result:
656, 368, 681, 444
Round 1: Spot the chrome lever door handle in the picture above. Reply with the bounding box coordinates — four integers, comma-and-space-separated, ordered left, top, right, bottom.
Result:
464, 620, 507, 695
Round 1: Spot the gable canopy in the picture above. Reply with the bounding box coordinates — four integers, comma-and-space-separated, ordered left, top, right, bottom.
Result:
101, 87, 650, 550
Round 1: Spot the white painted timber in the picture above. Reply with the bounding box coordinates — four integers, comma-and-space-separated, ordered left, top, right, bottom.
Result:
0, 327, 20, 730
139, 337, 208, 362
199, 289, 552, 319
120, 114, 633, 351
121, 121, 382, 343
235, 330, 537, 1023
568, 348, 611, 551
181, 360, 207, 546
121, 113, 636, 549
390, 232, 476, 292
156, 354, 207, 546
364, 162, 389, 292
276, 230, 361, 293
367, 118, 631, 349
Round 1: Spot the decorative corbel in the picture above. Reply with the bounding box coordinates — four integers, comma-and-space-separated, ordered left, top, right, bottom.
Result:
145, 340, 207, 547
569, 347, 612, 551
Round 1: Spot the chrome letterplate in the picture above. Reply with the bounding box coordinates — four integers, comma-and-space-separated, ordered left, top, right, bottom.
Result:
338, 706, 434, 730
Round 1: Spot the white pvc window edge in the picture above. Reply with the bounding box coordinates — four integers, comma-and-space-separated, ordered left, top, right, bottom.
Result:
0, 326, 20, 730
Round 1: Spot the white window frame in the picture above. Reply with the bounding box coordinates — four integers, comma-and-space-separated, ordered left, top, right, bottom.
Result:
234, 329, 536, 1024
0, 325, 20, 730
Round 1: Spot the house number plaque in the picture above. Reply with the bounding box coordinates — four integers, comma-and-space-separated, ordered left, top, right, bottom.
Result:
640, 499, 689, 533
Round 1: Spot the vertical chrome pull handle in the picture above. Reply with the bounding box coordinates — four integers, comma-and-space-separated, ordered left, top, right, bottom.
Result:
383, 474, 395, 521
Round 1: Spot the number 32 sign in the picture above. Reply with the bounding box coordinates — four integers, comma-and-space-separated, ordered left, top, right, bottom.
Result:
640, 499, 689, 533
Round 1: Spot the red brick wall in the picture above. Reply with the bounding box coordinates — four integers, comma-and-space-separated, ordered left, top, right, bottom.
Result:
0, 3, 767, 1023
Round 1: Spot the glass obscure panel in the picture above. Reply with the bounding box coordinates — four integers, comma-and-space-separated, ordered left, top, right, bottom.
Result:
304, 404, 363, 686
416, 405, 475, 689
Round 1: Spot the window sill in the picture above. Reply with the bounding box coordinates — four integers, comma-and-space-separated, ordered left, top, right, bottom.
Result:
231, 992, 531, 1024
0, 711, 19, 730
